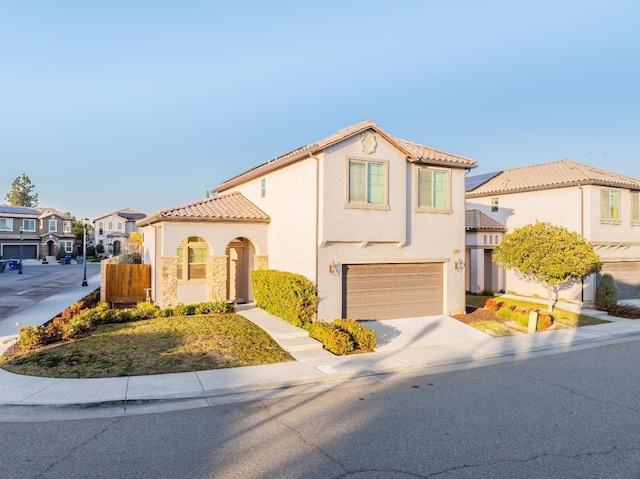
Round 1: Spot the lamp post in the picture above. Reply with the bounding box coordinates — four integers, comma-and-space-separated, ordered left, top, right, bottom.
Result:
18, 228, 23, 274
81, 217, 88, 286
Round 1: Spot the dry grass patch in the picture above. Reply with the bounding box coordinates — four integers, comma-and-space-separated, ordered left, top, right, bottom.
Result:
1, 313, 294, 378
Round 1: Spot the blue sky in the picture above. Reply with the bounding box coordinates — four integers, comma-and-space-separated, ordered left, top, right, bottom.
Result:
1, 1, 639, 221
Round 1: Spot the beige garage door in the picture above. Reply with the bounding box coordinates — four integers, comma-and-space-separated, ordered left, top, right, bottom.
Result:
601, 262, 640, 300
342, 263, 443, 320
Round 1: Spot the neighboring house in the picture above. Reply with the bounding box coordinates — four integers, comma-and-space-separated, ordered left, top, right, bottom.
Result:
93, 208, 147, 256
466, 159, 640, 302
0, 205, 75, 260
464, 209, 507, 295
138, 120, 477, 320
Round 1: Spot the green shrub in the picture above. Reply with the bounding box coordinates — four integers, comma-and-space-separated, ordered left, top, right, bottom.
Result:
173, 303, 188, 316
133, 302, 159, 320
194, 301, 234, 315
602, 303, 640, 319
117, 253, 141, 264
481, 289, 494, 296
333, 319, 377, 351
309, 322, 355, 355
115, 309, 133, 323
595, 272, 619, 308
160, 308, 174, 317
94, 309, 117, 324
61, 310, 95, 340
251, 270, 318, 327
18, 326, 51, 352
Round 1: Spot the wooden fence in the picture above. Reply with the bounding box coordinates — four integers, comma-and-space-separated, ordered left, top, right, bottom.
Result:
104, 263, 152, 304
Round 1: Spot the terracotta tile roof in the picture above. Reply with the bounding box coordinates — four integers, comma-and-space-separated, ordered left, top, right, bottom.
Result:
138, 192, 270, 226
465, 209, 506, 231
467, 159, 640, 197
214, 120, 477, 192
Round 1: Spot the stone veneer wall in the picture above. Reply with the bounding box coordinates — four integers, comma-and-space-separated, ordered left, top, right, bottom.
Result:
254, 255, 268, 271
161, 256, 178, 308
209, 256, 227, 301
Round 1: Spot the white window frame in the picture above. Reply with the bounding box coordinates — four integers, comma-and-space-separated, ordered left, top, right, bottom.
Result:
176, 236, 208, 282
415, 166, 451, 213
49, 219, 57, 232
0, 218, 14, 231
631, 191, 639, 224
63, 221, 72, 234
600, 188, 621, 222
22, 219, 36, 231
345, 158, 389, 210
60, 240, 73, 253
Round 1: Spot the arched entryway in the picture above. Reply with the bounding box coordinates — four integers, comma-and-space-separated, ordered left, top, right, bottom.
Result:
46, 240, 55, 256
226, 237, 253, 304
113, 240, 122, 256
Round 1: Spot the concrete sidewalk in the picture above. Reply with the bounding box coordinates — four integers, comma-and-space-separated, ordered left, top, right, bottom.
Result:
1, 285, 640, 422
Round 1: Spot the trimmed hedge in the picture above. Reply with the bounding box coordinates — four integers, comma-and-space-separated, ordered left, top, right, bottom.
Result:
309, 319, 377, 355
595, 272, 619, 307
251, 270, 318, 327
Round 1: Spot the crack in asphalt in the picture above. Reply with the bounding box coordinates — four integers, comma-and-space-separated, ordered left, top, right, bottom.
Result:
260, 400, 349, 475
31, 417, 124, 479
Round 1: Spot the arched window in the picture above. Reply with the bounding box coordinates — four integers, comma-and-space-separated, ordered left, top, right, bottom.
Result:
108, 222, 113, 230
483, 235, 487, 244
177, 236, 208, 280
495, 235, 499, 244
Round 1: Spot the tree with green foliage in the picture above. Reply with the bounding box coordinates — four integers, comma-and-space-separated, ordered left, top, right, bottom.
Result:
4, 173, 39, 206
595, 272, 619, 307
493, 222, 602, 311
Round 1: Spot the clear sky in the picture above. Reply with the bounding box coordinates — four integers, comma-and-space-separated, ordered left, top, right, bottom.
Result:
1, 1, 639, 221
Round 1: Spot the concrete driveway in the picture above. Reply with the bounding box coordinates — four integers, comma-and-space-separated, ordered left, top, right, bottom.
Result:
365, 315, 489, 352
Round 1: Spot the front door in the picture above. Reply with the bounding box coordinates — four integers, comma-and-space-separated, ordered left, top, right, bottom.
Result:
226, 242, 247, 303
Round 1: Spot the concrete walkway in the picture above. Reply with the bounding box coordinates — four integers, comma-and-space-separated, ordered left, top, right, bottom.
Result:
1, 283, 640, 421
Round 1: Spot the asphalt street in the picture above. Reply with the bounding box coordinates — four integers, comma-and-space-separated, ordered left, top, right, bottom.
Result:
1, 339, 639, 479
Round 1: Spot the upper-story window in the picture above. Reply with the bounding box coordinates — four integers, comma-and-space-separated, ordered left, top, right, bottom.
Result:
117, 222, 123, 231
49, 219, 57, 232
260, 178, 266, 198
22, 219, 36, 231
108, 222, 113, 230
632, 192, 639, 223
0, 218, 13, 231
600, 189, 620, 221
98, 222, 104, 235
347, 159, 388, 209
63, 221, 72, 233
417, 167, 450, 211
491, 197, 499, 212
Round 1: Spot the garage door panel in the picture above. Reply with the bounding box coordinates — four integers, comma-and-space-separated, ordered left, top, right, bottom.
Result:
2, 245, 38, 260
343, 263, 443, 320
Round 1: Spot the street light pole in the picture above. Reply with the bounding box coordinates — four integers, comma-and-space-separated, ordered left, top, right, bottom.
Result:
81, 217, 88, 286
18, 228, 23, 274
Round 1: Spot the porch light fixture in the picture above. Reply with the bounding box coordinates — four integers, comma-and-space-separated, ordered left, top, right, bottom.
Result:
329, 260, 338, 275
454, 258, 465, 273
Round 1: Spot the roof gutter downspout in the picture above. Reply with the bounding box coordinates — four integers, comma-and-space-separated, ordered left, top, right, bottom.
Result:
309, 152, 320, 292
579, 183, 585, 303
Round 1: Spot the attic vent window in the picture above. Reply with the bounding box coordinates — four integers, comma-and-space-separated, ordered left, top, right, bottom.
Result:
491, 198, 499, 212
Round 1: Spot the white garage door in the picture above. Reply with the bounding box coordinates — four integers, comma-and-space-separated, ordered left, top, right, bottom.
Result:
342, 263, 443, 320
601, 262, 640, 300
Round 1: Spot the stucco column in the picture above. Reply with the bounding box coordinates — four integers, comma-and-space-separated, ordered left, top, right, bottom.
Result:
161, 256, 178, 308
209, 255, 228, 302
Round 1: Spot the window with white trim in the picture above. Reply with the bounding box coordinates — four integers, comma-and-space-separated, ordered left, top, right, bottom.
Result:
63, 221, 72, 234
176, 236, 208, 281
0, 218, 13, 231
417, 167, 450, 211
22, 219, 36, 231
347, 159, 387, 208
600, 189, 620, 221
632, 192, 639, 223
60, 240, 73, 253
49, 219, 57, 232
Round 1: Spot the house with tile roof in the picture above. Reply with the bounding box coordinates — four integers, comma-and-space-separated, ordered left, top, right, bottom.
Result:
138, 120, 477, 319
464, 209, 507, 295
93, 208, 147, 256
466, 159, 640, 302
0, 205, 75, 260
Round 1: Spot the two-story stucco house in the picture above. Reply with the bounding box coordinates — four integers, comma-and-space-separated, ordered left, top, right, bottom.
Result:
0, 205, 75, 260
93, 208, 147, 256
138, 120, 477, 320
465, 159, 640, 302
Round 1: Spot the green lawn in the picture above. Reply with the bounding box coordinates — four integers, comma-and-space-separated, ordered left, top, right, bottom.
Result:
0, 313, 294, 378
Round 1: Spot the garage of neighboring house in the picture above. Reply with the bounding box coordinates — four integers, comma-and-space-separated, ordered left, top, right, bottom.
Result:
342, 262, 443, 320
601, 261, 640, 300
2, 244, 38, 260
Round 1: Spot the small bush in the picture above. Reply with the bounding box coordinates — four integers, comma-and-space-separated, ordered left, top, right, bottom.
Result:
602, 303, 640, 319
595, 272, 619, 308
194, 301, 234, 315
115, 309, 133, 323
61, 310, 95, 340
173, 303, 188, 317
484, 298, 500, 311
333, 319, 377, 351
481, 289, 494, 296
18, 326, 51, 352
133, 302, 159, 320
309, 322, 355, 355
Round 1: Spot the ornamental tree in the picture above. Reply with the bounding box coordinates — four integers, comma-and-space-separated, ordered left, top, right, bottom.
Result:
493, 222, 602, 311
